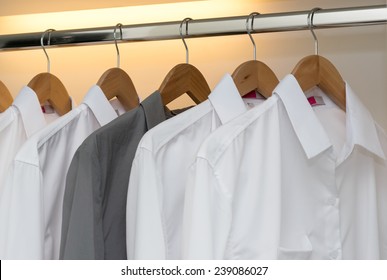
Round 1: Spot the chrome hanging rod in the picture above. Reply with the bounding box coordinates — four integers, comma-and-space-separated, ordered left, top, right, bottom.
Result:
0, 5, 386, 51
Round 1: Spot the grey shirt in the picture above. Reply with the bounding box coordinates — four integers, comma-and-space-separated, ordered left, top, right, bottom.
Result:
60, 91, 182, 260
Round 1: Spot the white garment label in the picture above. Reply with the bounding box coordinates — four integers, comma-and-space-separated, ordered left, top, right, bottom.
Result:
244, 99, 263, 109
242, 90, 266, 109
307, 96, 325, 107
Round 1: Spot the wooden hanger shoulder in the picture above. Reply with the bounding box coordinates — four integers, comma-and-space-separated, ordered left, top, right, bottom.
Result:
292, 55, 346, 111
292, 55, 320, 92
97, 67, 139, 111
159, 63, 210, 106
0, 80, 13, 112
232, 60, 279, 98
28, 72, 72, 116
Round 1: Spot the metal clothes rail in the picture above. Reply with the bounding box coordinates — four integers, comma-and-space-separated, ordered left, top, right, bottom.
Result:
0, 5, 386, 51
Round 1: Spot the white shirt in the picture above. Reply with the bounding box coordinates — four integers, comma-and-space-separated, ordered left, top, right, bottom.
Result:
127, 74, 264, 259
182, 74, 387, 260
0, 86, 60, 190
0, 85, 124, 259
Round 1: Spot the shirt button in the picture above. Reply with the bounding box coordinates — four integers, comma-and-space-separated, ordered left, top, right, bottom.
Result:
326, 197, 337, 206
329, 250, 340, 259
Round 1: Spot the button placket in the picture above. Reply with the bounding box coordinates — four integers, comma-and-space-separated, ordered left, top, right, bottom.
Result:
329, 249, 341, 259
324, 153, 342, 260
326, 197, 336, 206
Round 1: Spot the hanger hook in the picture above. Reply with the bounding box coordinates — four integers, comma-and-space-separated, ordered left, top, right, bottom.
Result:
114, 23, 123, 68
246, 12, 260, 61
179, 18, 192, 64
41, 29, 55, 73
307, 7, 321, 55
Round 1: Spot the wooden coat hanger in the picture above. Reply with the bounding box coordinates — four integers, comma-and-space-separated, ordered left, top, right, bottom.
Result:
291, 8, 346, 111
232, 60, 278, 98
159, 63, 210, 105
232, 13, 279, 98
159, 18, 210, 106
28, 29, 71, 116
0, 80, 13, 112
97, 24, 139, 111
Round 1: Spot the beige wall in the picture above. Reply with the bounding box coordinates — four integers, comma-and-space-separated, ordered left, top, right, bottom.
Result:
0, 0, 386, 129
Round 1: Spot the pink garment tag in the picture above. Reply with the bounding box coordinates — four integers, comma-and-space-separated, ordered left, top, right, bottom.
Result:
242, 90, 265, 99
242, 90, 258, 99
41, 104, 55, 114
307, 96, 325, 107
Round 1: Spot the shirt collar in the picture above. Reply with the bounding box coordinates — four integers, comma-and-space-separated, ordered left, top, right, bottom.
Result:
274, 74, 332, 159
141, 91, 167, 130
82, 85, 119, 127
208, 73, 247, 124
274, 74, 386, 160
345, 83, 385, 160
12, 86, 46, 138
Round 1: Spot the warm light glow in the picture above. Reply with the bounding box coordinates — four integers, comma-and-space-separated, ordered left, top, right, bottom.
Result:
0, 0, 260, 106
0, 0, 260, 109
0, 0, 206, 16
0, 0, 256, 34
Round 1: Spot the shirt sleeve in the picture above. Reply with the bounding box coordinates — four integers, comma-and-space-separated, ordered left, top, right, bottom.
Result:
126, 147, 166, 259
182, 157, 232, 259
60, 142, 102, 260
0, 160, 44, 259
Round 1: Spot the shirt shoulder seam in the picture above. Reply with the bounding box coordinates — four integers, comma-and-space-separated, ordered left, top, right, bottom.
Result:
147, 106, 211, 153
13, 158, 40, 168
37, 107, 83, 149
208, 97, 277, 167
194, 156, 232, 202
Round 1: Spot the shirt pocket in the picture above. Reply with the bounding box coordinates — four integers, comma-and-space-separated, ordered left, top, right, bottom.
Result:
277, 234, 313, 260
